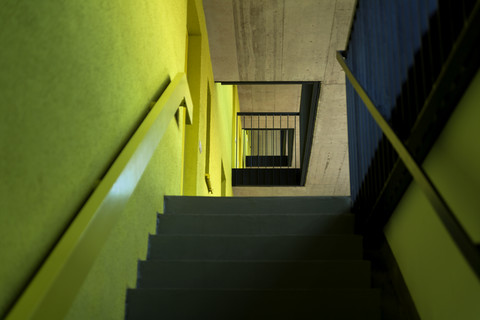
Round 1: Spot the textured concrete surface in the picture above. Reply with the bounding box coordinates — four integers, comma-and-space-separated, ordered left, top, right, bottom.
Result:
202, 0, 239, 81
204, 0, 336, 81
237, 84, 301, 113
205, 0, 357, 196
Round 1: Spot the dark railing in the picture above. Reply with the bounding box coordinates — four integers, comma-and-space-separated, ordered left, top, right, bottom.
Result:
226, 81, 321, 187
233, 112, 300, 186
340, 1, 480, 277
236, 112, 299, 168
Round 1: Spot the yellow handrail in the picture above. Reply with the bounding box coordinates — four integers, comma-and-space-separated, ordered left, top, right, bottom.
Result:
6, 72, 193, 320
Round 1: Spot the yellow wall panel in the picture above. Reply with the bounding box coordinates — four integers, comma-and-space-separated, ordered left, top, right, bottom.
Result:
385, 70, 480, 320
0, 0, 235, 318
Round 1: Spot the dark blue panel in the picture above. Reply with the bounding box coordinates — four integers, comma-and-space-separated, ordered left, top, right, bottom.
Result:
344, 0, 438, 202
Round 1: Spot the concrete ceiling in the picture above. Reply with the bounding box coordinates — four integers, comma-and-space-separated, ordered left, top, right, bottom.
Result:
237, 84, 301, 113
203, 0, 356, 196
203, 0, 335, 81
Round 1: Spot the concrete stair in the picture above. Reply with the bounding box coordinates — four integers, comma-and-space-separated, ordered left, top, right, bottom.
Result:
126, 196, 381, 319
156, 213, 355, 235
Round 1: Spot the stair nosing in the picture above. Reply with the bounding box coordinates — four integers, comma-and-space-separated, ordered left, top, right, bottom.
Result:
159, 213, 354, 216
129, 287, 380, 293
139, 259, 369, 263
151, 234, 362, 238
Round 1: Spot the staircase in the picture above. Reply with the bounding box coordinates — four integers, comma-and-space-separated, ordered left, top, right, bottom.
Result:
126, 196, 381, 319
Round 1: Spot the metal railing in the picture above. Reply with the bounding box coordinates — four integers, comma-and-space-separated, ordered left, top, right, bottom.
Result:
5, 73, 193, 319
339, 0, 480, 278
232, 112, 301, 186
228, 81, 320, 187
235, 112, 300, 169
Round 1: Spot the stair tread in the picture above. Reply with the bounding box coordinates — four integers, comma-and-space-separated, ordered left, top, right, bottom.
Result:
157, 213, 354, 234
127, 196, 380, 320
148, 234, 363, 260
151, 234, 361, 238
130, 287, 380, 292
140, 259, 368, 262
137, 259, 371, 289
127, 288, 381, 320
164, 196, 351, 214
160, 213, 354, 216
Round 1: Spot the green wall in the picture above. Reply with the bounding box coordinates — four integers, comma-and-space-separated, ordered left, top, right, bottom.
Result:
182, 0, 235, 197
385, 69, 480, 319
66, 116, 186, 320
0, 0, 235, 318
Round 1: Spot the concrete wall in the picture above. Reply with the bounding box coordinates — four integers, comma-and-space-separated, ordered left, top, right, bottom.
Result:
230, 1, 355, 196
385, 70, 480, 319
0, 0, 234, 318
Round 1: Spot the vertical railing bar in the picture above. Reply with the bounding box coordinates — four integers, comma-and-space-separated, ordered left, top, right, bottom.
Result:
276, 114, 278, 181
241, 115, 243, 168
415, 1, 428, 116
294, 114, 297, 168
405, 0, 415, 135
267, 115, 273, 170
258, 114, 260, 168
357, 3, 368, 197
250, 116, 253, 168
287, 114, 289, 167
280, 114, 282, 168
244, 116, 247, 168
397, 1, 408, 138
337, 50, 480, 279
377, 0, 389, 193
268, 115, 271, 169
425, 2, 438, 91
409, 1, 420, 121
235, 114, 238, 169
368, 118, 375, 202
257, 115, 259, 182
373, 0, 382, 198
434, 1, 445, 78
242, 116, 245, 168
273, 115, 275, 170
243, 116, 245, 167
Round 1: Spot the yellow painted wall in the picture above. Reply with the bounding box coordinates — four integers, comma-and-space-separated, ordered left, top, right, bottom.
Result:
231, 86, 240, 168
182, 0, 235, 197
385, 69, 480, 319
0, 0, 235, 318
66, 115, 186, 320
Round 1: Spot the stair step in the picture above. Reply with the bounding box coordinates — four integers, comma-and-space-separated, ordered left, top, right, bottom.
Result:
157, 213, 354, 235
126, 196, 382, 319
164, 196, 351, 214
126, 288, 381, 320
137, 260, 371, 289
148, 235, 363, 260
